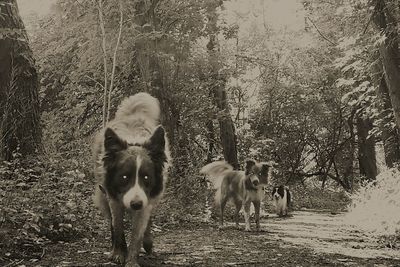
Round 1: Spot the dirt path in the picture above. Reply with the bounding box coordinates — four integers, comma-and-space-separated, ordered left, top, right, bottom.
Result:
4, 210, 400, 266
264, 210, 400, 261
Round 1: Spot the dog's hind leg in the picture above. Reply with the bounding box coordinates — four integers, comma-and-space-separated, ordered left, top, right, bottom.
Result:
143, 217, 153, 254
244, 201, 251, 231
253, 201, 260, 231
109, 199, 127, 264
233, 197, 242, 228
219, 195, 228, 229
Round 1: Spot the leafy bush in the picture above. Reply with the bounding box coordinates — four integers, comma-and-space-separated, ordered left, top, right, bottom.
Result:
345, 168, 400, 236
0, 154, 100, 262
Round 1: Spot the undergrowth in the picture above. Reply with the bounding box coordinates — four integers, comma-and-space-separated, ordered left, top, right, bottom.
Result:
0, 153, 100, 264
345, 167, 400, 247
0, 151, 209, 264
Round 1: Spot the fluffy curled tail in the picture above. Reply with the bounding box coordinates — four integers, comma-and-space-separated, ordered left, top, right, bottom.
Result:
200, 161, 233, 190
115, 92, 160, 122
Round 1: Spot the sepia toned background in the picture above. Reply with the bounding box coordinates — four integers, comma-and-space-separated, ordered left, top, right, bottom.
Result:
1, 0, 400, 266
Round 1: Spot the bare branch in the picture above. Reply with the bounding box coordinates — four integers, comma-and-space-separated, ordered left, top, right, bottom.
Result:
85, 75, 104, 88
106, 0, 124, 122
97, 0, 108, 127
306, 17, 337, 46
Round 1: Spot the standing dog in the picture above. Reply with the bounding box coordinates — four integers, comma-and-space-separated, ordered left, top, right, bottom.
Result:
272, 185, 291, 217
201, 160, 271, 231
93, 93, 170, 267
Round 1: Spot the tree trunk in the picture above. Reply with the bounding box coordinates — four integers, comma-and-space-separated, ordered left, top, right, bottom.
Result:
206, 1, 239, 169
343, 109, 356, 191
131, 0, 193, 189
356, 116, 377, 181
376, 76, 400, 167
374, 0, 400, 131
212, 83, 239, 169
0, 0, 42, 160
206, 120, 215, 163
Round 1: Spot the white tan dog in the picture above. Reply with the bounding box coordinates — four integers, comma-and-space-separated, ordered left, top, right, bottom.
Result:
201, 160, 271, 231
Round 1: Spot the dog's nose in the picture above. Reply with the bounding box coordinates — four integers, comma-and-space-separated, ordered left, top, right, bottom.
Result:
253, 180, 259, 186
130, 200, 143, 210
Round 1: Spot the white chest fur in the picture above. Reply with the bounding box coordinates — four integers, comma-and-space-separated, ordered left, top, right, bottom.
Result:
273, 189, 288, 216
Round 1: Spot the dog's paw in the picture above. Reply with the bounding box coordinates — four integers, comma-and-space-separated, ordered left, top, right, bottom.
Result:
143, 239, 153, 255
125, 261, 140, 267
109, 249, 126, 264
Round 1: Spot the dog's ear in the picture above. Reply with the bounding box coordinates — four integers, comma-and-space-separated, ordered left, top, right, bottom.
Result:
261, 163, 270, 175
104, 128, 127, 153
244, 177, 255, 190
144, 126, 167, 162
99, 184, 107, 195
244, 159, 256, 174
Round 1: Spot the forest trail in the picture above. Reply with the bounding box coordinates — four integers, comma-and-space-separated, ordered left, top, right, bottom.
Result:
28, 210, 400, 267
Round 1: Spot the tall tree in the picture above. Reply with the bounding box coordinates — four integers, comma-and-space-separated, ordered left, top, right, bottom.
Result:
206, 1, 239, 169
356, 116, 377, 180
376, 76, 400, 167
373, 0, 400, 131
0, 0, 42, 160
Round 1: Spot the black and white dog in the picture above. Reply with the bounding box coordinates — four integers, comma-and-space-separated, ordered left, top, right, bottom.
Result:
93, 93, 171, 267
272, 185, 291, 217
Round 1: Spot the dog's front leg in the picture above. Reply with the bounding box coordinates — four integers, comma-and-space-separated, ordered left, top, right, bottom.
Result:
253, 201, 260, 231
243, 201, 251, 231
125, 207, 153, 267
109, 199, 127, 264
143, 217, 153, 254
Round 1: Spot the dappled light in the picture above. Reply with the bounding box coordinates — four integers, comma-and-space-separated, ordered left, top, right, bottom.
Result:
345, 168, 400, 236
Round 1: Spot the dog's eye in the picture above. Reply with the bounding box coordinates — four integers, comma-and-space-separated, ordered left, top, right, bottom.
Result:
144, 175, 148, 180
122, 175, 128, 180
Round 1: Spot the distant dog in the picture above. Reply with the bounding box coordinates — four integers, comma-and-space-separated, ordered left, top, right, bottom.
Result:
272, 185, 291, 217
201, 160, 271, 231
93, 93, 170, 267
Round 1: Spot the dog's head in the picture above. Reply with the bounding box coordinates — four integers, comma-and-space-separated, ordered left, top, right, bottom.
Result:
101, 126, 167, 210
272, 185, 285, 200
244, 159, 271, 189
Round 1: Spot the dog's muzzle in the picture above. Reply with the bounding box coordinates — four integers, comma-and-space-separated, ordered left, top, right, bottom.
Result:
250, 175, 260, 187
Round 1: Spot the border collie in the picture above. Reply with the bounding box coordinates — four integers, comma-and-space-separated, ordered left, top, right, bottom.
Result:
272, 185, 291, 217
93, 93, 170, 267
201, 160, 271, 231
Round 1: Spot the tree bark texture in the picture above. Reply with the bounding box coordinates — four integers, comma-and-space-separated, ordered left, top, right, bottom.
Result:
206, 1, 239, 170
0, 0, 42, 160
356, 116, 377, 181
374, 0, 400, 132
206, 119, 215, 163
376, 76, 400, 167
